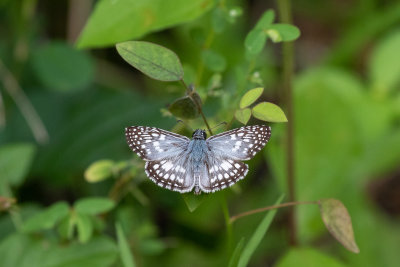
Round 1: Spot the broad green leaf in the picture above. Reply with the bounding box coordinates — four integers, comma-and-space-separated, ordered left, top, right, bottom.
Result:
244, 28, 267, 55
182, 194, 207, 212
267, 24, 300, 42
202, 49, 227, 72
75, 197, 115, 215
228, 237, 245, 267
235, 108, 251, 125
116, 223, 136, 267
252, 102, 288, 122
238, 195, 284, 267
0, 143, 35, 186
319, 199, 359, 253
254, 10, 275, 30
77, 0, 214, 48
116, 41, 183, 81
168, 94, 201, 119
276, 247, 346, 267
239, 87, 264, 108
42, 237, 118, 267
32, 42, 93, 92
369, 30, 400, 92
76, 213, 93, 243
22, 202, 70, 232
84, 160, 115, 183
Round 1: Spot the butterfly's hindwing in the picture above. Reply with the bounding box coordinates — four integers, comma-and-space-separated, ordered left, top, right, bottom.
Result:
125, 126, 189, 161
206, 125, 271, 160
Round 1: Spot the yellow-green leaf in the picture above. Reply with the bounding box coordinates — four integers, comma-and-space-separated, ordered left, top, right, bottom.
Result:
85, 160, 115, 183
319, 198, 360, 253
239, 87, 264, 108
235, 108, 251, 125
252, 102, 288, 122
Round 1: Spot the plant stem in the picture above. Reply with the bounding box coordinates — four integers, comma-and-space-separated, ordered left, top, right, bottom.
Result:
220, 192, 233, 251
230, 200, 316, 224
277, 0, 297, 246
180, 79, 213, 135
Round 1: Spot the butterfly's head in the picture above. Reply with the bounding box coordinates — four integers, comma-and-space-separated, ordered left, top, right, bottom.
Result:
192, 129, 207, 140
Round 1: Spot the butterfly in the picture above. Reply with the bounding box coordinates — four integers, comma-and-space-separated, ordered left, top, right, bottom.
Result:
125, 125, 271, 194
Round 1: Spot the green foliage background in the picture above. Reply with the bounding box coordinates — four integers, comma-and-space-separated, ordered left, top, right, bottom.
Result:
1, 0, 400, 266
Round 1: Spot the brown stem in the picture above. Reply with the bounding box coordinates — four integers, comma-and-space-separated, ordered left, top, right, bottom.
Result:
230, 200, 316, 224
277, 0, 297, 246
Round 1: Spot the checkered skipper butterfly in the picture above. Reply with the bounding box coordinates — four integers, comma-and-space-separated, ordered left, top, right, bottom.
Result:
125, 125, 271, 194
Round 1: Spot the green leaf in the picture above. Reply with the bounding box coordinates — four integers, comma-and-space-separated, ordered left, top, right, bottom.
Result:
252, 102, 288, 122
116, 41, 183, 81
267, 24, 300, 42
238, 195, 284, 267
75, 197, 115, 215
201, 49, 227, 72
254, 10, 275, 30
168, 94, 200, 120
0, 143, 35, 186
32, 42, 93, 92
244, 28, 267, 55
58, 215, 76, 240
319, 199, 359, 253
235, 108, 251, 125
76, 213, 93, 243
369, 30, 400, 91
116, 223, 136, 267
276, 247, 347, 267
212, 8, 227, 33
239, 87, 264, 108
182, 194, 207, 212
228, 237, 245, 267
84, 160, 115, 183
77, 0, 214, 48
22, 202, 70, 232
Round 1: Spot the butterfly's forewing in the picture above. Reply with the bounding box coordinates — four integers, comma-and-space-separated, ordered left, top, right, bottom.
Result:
125, 126, 189, 161
206, 125, 271, 160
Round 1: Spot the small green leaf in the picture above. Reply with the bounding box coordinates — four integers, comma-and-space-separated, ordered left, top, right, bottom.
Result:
116, 223, 136, 267
276, 247, 347, 267
85, 160, 115, 183
239, 87, 264, 108
58, 214, 76, 240
238, 195, 284, 267
32, 42, 94, 92
228, 237, 245, 267
267, 24, 300, 42
254, 10, 275, 30
182, 194, 207, 212
22, 202, 70, 232
244, 29, 267, 55
76, 213, 93, 243
252, 102, 288, 122
0, 143, 35, 186
319, 199, 360, 253
168, 95, 200, 120
235, 108, 251, 125
75, 197, 115, 215
202, 49, 227, 72
116, 41, 183, 81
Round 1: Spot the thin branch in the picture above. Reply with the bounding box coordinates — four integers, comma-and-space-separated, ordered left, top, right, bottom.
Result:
0, 59, 49, 144
230, 200, 317, 224
180, 79, 213, 135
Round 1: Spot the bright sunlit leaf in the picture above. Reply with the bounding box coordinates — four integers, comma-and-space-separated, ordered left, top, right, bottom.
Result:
267, 24, 300, 42
252, 102, 288, 122
319, 198, 360, 253
116, 41, 183, 81
85, 160, 115, 183
239, 87, 264, 108
235, 108, 251, 125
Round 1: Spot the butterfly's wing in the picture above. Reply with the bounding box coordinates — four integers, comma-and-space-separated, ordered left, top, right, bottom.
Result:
125, 126, 195, 193
199, 125, 271, 192
206, 125, 271, 160
125, 126, 190, 161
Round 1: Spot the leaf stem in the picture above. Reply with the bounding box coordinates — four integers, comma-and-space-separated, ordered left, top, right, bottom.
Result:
277, 0, 297, 246
180, 79, 213, 135
230, 200, 317, 224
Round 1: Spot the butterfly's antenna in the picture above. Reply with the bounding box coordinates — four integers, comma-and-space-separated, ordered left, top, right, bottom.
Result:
207, 122, 227, 134
176, 120, 193, 132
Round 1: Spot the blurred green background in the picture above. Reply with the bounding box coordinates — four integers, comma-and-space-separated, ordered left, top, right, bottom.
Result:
1, 0, 400, 266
